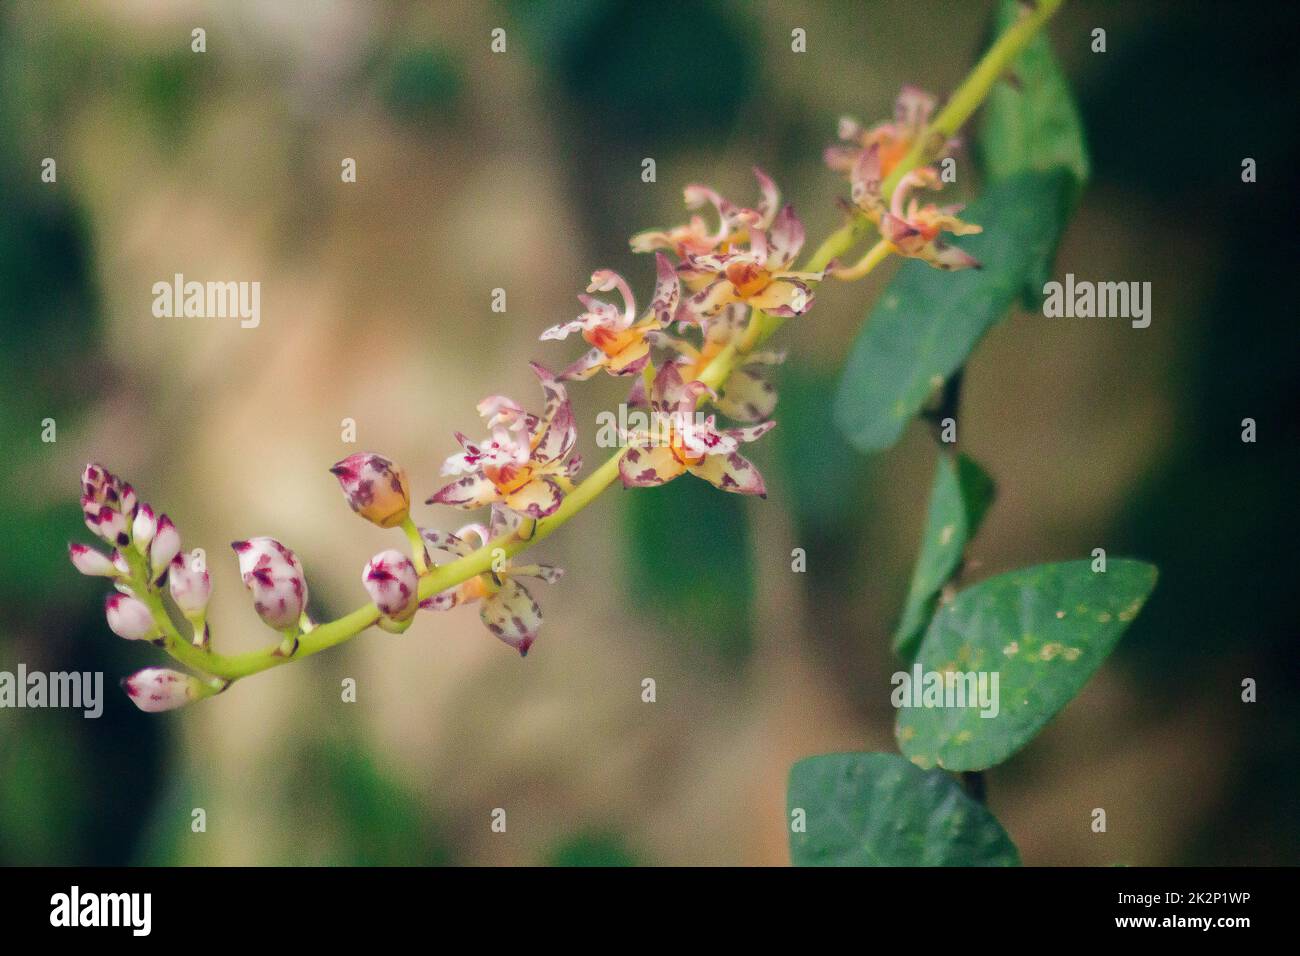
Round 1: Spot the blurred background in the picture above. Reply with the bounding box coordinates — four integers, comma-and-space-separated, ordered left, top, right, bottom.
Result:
1, 0, 1296, 866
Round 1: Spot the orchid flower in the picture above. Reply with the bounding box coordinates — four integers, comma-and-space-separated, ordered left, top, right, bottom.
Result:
618, 363, 773, 496
428, 363, 581, 520
825, 85, 957, 183
541, 254, 679, 382
649, 305, 785, 423
677, 202, 826, 319
630, 167, 780, 260
850, 144, 982, 271
421, 521, 563, 657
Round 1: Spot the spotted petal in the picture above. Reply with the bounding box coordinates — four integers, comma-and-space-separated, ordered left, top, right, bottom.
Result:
558, 346, 607, 382
688, 450, 768, 497
427, 473, 499, 509
716, 367, 778, 423
502, 476, 565, 519
766, 204, 806, 270
480, 578, 543, 656
851, 143, 885, 217
649, 252, 680, 325
750, 277, 815, 317
421, 528, 474, 558
619, 445, 687, 488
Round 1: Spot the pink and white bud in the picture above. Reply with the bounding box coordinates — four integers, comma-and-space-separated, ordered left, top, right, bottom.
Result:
231, 537, 304, 582
169, 550, 211, 620
245, 564, 308, 631
92, 505, 130, 548
69, 543, 118, 577
362, 550, 420, 628
148, 515, 181, 580
121, 668, 202, 713
329, 453, 412, 529
132, 504, 157, 553
105, 593, 159, 641
111, 549, 132, 576
119, 483, 138, 519
82, 463, 107, 499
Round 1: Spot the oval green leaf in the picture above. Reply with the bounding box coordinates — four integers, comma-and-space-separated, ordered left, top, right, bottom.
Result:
896, 559, 1158, 771
788, 752, 1020, 866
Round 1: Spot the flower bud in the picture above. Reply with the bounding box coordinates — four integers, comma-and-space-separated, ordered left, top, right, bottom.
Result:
69, 543, 118, 577
92, 505, 131, 548
362, 550, 420, 630
329, 453, 411, 529
245, 565, 307, 630
105, 593, 159, 641
82, 463, 108, 500
231, 537, 304, 582
121, 668, 202, 713
132, 504, 157, 553
120, 483, 138, 519
149, 515, 181, 581
111, 549, 132, 576
169, 550, 211, 620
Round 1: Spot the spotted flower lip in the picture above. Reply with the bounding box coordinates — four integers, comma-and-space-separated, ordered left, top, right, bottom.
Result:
542, 254, 680, 383
677, 203, 827, 319
428, 363, 581, 520
825, 85, 957, 183
618, 363, 774, 497
362, 549, 420, 632
421, 521, 562, 656
851, 144, 982, 271
121, 667, 203, 713
630, 167, 779, 259
330, 453, 412, 529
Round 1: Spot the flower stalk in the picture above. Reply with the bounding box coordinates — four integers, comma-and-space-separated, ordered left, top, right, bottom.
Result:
68, 0, 1067, 700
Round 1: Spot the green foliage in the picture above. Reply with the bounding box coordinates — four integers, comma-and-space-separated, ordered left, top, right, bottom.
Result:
897, 560, 1158, 771
546, 830, 639, 866
893, 453, 995, 662
788, 753, 1020, 866
621, 476, 754, 663
980, 0, 1091, 190
380, 45, 464, 125
833, 170, 1073, 453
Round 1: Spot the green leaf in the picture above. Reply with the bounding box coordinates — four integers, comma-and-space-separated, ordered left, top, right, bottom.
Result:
893, 453, 995, 662
978, 0, 1089, 304
621, 475, 753, 663
980, 0, 1091, 190
897, 560, 1158, 771
788, 752, 1020, 867
833, 169, 1072, 454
